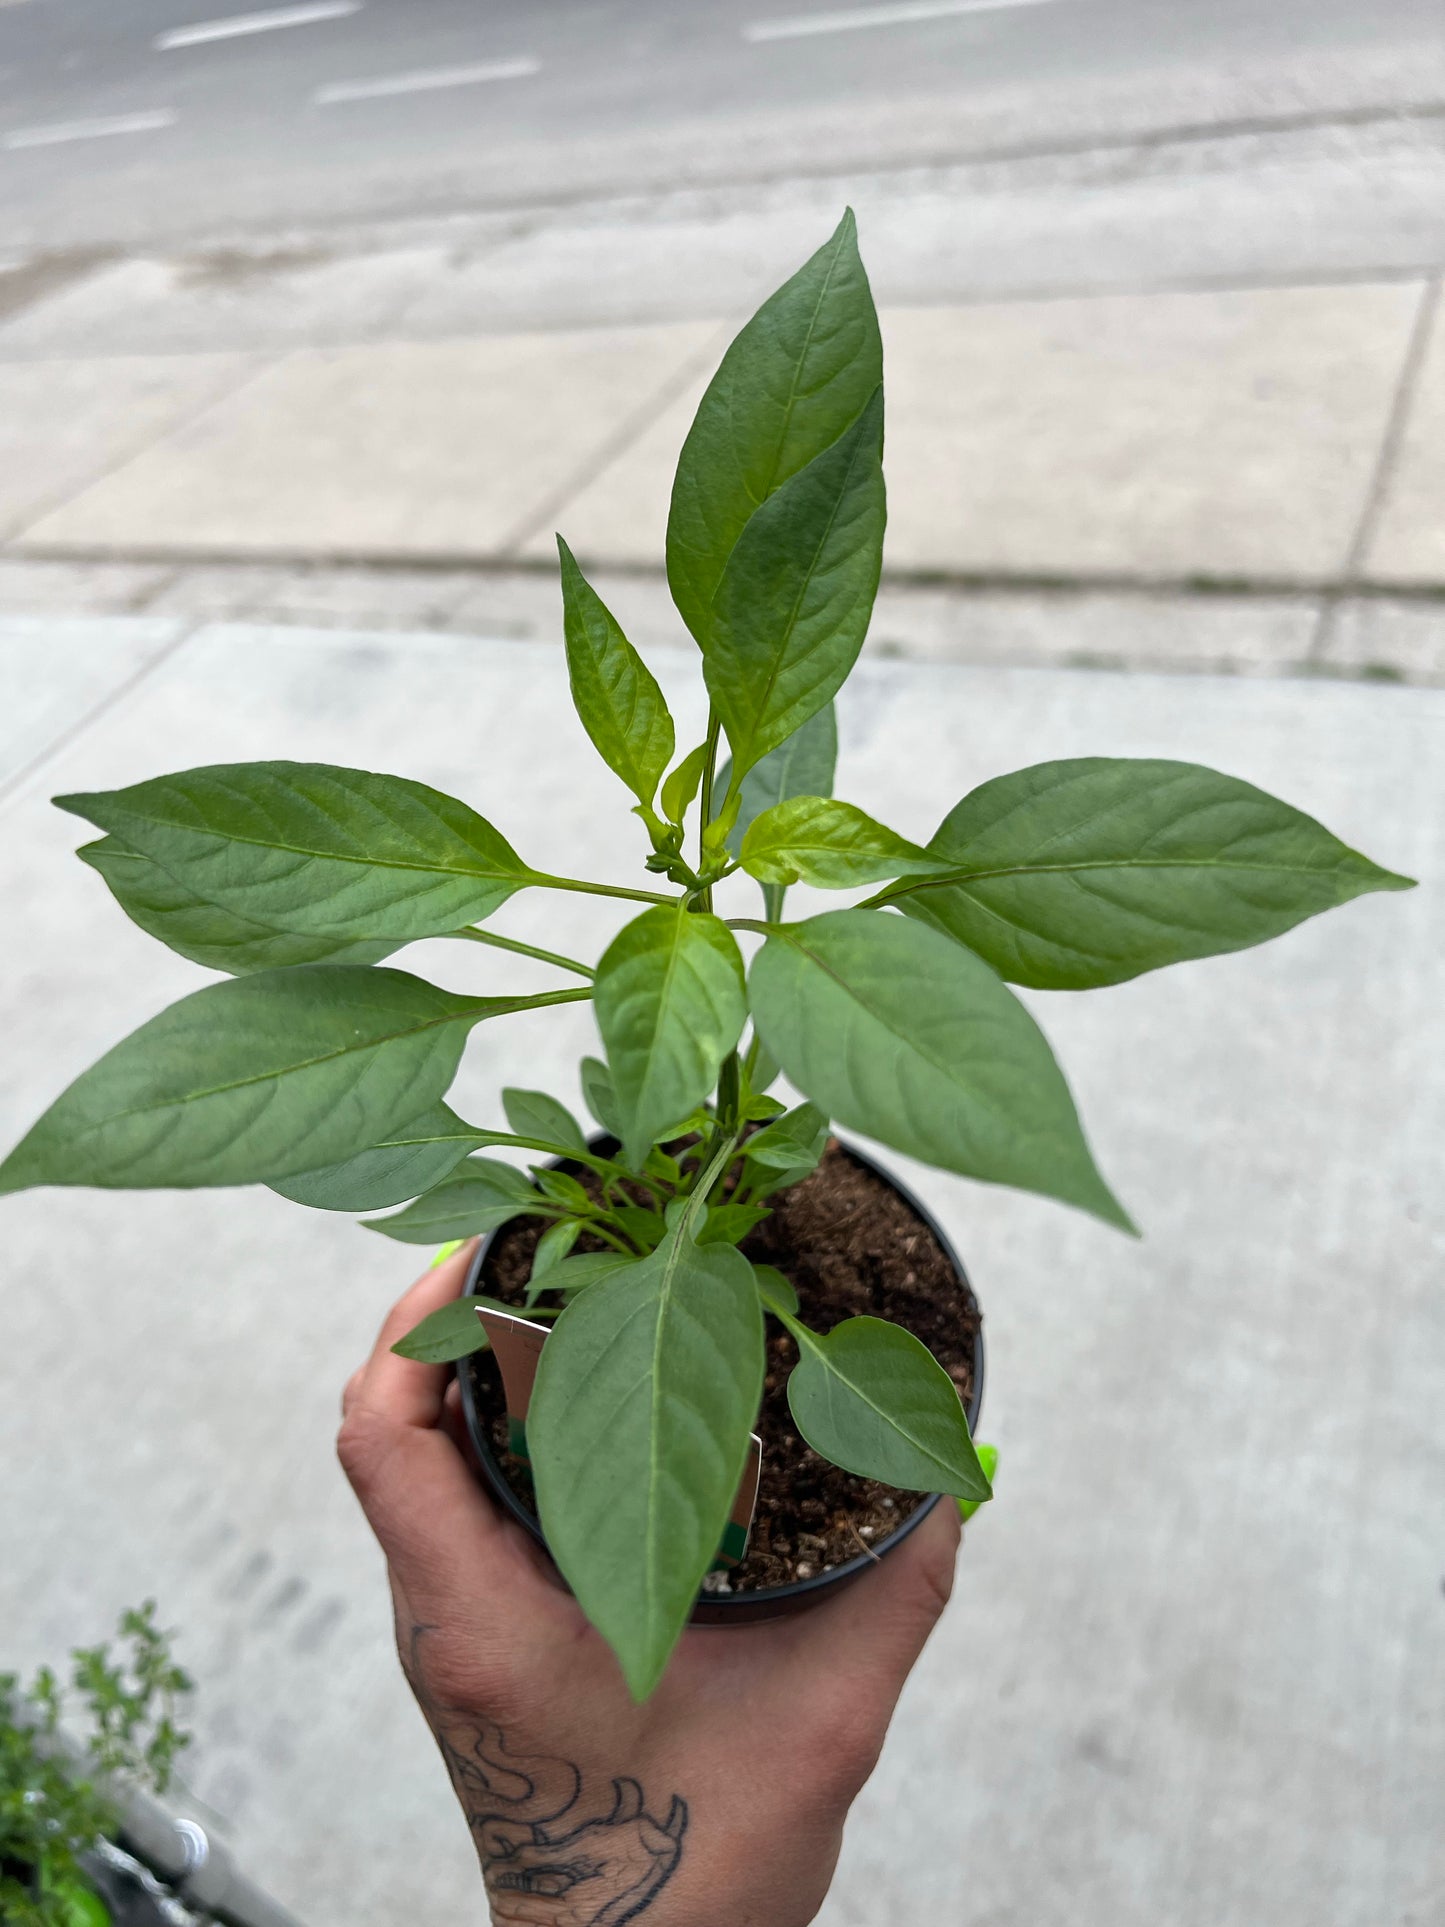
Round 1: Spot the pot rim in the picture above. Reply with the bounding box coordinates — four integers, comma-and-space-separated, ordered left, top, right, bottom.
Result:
456, 1132, 985, 1615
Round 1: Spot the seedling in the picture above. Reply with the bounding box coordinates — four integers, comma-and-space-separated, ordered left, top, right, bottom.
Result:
0, 214, 1411, 1697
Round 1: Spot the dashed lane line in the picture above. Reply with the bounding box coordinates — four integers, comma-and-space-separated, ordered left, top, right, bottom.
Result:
313, 57, 540, 106
155, 2, 361, 53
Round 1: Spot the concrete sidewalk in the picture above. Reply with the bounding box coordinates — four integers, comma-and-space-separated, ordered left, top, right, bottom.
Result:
1, 180, 1443, 684
0, 616, 1439, 1927
5, 276, 1442, 589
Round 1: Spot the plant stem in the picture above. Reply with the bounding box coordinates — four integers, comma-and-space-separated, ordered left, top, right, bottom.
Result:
698, 714, 722, 824
689, 1126, 744, 1221
716, 1051, 741, 1136
531, 872, 676, 908
725, 918, 784, 937
502, 988, 596, 1013
587, 1220, 643, 1257
449, 927, 595, 979
696, 710, 722, 910
629, 1170, 671, 1209
472, 1130, 618, 1179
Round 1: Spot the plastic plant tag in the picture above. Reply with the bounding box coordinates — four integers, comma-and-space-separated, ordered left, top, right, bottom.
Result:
475, 1304, 550, 1459
957, 1441, 999, 1521
710, 1431, 762, 1572
478, 1303, 763, 1568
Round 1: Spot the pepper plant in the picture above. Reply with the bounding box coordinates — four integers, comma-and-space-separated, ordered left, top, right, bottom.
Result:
0, 214, 1412, 1697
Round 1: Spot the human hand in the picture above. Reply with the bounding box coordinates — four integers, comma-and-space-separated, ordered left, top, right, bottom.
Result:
339, 1246, 962, 1927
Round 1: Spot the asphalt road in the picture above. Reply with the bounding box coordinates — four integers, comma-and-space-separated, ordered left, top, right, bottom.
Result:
0, 0, 1441, 248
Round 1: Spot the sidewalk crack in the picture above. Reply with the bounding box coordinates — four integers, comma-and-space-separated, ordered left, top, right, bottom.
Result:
2, 350, 290, 550
0, 618, 201, 815
494, 321, 737, 560
1311, 271, 1441, 663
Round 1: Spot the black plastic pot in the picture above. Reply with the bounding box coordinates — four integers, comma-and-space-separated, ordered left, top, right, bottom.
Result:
457, 1135, 984, 1626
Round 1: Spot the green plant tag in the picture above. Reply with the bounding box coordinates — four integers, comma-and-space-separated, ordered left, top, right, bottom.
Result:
958, 1443, 999, 1521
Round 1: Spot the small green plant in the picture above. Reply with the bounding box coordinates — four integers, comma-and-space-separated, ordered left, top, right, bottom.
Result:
1, 1604, 191, 1927
0, 214, 1411, 1697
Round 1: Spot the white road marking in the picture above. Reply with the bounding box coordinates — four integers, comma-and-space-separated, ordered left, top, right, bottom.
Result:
313, 57, 540, 105
4, 110, 177, 150
155, 2, 361, 52
744, 0, 1057, 43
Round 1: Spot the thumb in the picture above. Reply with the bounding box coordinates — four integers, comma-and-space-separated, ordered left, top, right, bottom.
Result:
787, 1497, 962, 1707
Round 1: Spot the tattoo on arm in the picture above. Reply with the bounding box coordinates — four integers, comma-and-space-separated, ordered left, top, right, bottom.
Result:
404, 1626, 688, 1927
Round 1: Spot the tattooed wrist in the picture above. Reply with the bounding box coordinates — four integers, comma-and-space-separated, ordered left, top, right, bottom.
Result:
406, 1626, 688, 1927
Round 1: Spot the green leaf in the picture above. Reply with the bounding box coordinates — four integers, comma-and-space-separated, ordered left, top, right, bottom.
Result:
537, 1250, 636, 1295
667, 209, 882, 648
78, 836, 403, 975
530, 1218, 582, 1286
698, 1200, 771, 1245
528, 1222, 765, 1698
748, 1160, 817, 1197
49, 1880, 111, 1927
645, 1145, 685, 1184
391, 1297, 496, 1363
742, 1093, 785, 1123
580, 1055, 621, 1138
891, 758, 1416, 990
766, 1300, 990, 1501
391, 1294, 559, 1361
719, 702, 839, 856
748, 910, 1132, 1230
613, 1203, 668, 1248
751, 1264, 798, 1316
742, 795, 935, 889
503, 1087, 588, 1154
0, 967, 529, 1194
56, 761, 532, 943
706, 389, 885, 779
363, 1156, 554, 1244
741, 1101, 829, 1170
653, 1108, 712, 1144
268, 1103, 484, 1210
744, 1034, 782, 1096
534, 1168, 593, 1213
659, 742, 710, 827
594, 905, 748, 1168
558, 536, 675, 806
